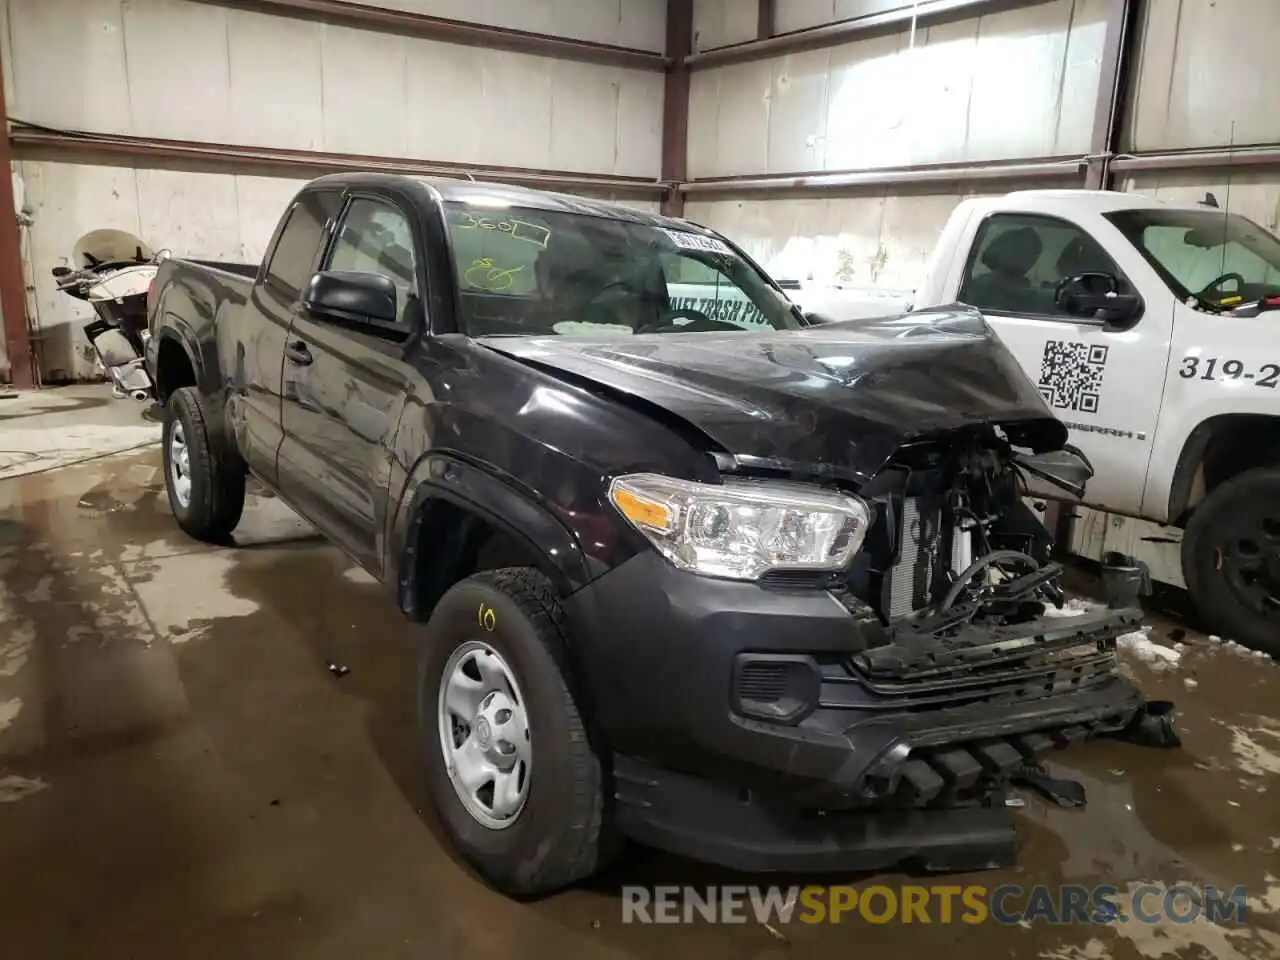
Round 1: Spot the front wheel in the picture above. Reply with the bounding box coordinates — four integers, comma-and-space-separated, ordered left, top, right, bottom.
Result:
162, 386, 245, 542
418, 568, 611, 898
1183, 467, 1280, 657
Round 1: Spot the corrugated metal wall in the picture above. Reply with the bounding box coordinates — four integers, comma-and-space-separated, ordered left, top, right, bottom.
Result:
687, 0, 1280, 291
685, 177, 1078, 288
690, 0, 1106, 176
2, 0, 666, 380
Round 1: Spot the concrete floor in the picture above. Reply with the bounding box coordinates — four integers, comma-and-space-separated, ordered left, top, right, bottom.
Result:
2, 386, 1279, 959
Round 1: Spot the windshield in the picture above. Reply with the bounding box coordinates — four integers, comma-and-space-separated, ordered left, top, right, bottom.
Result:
441, 201, 804, 337
1105, 208, 1280, 309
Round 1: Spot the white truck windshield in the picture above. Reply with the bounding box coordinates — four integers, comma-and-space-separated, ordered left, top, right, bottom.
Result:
440, 202, 804, 338
1105, 208, 1280, 309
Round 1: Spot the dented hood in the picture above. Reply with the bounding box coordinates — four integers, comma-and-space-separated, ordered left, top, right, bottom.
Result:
482, 306, 1067, 483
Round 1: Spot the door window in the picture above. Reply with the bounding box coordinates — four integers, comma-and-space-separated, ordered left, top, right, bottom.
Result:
263, 190, 341, 297
958, 213, 1126, 319
327, 198, 420, 329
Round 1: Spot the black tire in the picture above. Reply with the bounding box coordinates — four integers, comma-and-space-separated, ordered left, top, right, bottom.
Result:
162, 386, 245, 542
418, 567, 610, 898
1183, 467, 1280, 657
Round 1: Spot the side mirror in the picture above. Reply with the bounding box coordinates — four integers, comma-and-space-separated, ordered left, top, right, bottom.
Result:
51, 265, 71, 278
802, 309, 836, 325
1055, 272, 1141, 329
302, 271, 398, 330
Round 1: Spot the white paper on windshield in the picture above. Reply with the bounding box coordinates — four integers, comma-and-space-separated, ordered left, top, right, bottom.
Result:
553, 321, 635, 337
660, 228, 733, 256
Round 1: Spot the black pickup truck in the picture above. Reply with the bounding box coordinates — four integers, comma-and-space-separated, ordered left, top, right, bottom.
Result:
145, 173, 1172, 897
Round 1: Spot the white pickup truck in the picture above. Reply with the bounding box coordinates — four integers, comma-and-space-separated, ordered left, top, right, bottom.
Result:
782, 189, 1280, 656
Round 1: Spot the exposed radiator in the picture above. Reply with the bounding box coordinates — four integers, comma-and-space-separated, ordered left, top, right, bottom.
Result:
884, 497, 972, 618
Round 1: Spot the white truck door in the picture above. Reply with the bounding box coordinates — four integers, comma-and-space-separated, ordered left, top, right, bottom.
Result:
951, 210, 1173, 515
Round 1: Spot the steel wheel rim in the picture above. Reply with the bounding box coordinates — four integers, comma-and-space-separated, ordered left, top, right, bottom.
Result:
437, 640, 531, 830
1214, 510, 1280, 619
168, 420, 192, 509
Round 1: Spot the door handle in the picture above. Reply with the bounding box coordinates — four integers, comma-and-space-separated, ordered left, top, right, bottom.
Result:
285, 340, 312, 366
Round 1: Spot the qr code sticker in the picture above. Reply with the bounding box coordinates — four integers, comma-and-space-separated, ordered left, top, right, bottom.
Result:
1038, 341, 1108, 413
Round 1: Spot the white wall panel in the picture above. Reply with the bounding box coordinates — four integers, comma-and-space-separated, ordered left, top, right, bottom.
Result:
688, 0, 1107, 179
692, 0, 757, 51
1120, 172, 1280, 235
1128, 0, 1280, 152
373, 0, 666, 51
5, 0, 664, 177
18, 161, 310, 381
227, 11, 325, 151
775, 0, 844, 34
17, 160, 658, 381
686, 178, 1077, 288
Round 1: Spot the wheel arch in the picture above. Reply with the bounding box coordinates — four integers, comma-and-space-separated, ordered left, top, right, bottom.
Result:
390, 454, 595, 623
1168, 413, 1280, 524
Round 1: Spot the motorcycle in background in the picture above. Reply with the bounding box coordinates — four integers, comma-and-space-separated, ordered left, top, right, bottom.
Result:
50, 229, 169, 401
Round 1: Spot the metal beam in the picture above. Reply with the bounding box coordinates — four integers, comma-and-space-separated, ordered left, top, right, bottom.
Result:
191, 0, 669, 71
1084, 0, 1137, 190
758, 0, 775, 39
0, 49, 33, 389
684, 0, 1053, 70
680, 156, 1085, 198
1111, 145, 1280, 174
661, 0, 693, 216
9, 126, 667, 201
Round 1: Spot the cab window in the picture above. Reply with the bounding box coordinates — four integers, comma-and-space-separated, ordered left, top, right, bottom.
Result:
958, 213, 1128, 318
326, 198, 420, 329
263, 190, 342, 297
1105, 208, 1280, 309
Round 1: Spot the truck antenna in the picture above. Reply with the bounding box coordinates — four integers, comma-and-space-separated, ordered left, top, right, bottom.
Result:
1219, 120, 1236, 277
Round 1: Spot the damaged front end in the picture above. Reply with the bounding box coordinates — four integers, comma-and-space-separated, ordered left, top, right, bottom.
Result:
811, 425, 1180, 815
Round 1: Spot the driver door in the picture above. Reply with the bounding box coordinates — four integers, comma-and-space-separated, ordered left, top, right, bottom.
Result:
956, 212, 1165, 515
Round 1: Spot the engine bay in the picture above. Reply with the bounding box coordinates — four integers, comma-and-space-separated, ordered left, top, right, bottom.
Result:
848, 426, 1097, 635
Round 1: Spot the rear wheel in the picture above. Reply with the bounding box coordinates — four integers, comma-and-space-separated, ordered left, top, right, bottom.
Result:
418, 568, 610, 898
162, 386, 245, 542
1183, 467, 1280, 657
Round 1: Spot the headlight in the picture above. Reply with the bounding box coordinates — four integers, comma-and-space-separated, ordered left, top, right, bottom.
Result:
608, 473, 870, 581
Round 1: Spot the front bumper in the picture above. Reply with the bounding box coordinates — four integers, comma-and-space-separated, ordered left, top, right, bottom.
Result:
565, 552, 1153, 872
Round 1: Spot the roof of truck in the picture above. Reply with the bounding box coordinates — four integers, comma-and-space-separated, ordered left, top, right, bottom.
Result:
305, 171, 707, 234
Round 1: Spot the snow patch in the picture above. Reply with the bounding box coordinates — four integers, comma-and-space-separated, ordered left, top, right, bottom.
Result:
1116, 629, 1182, 668
0, 774, 47, 803
1220, 718, 1280, 778
0, 621, 34, 677
0, 697, 22, 732
1042, 597, 1102, 618
341, 566, 377, 585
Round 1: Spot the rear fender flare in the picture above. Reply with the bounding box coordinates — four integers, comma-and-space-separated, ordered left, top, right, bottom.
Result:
389, 453, 594, 619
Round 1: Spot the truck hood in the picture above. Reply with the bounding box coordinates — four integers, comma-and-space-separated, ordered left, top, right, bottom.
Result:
481, 306, 1067, 483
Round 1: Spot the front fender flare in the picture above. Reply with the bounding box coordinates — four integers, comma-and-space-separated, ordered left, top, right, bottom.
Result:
388, 453, 596, 619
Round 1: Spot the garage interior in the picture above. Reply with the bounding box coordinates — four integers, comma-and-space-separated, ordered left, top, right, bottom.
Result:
2, 0, 1280, 957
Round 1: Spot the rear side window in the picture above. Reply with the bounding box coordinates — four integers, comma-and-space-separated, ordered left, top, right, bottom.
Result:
264, 190, 342, 295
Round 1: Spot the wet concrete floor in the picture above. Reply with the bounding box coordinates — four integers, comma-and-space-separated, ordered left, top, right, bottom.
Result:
1, 430, 1279, 957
